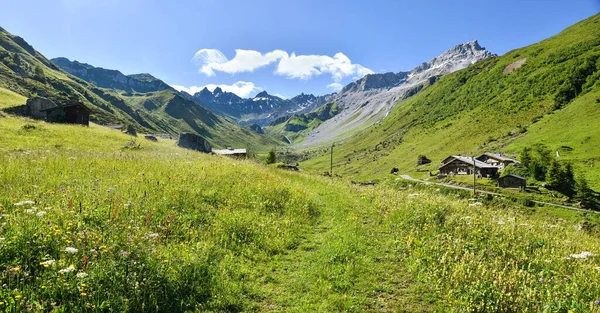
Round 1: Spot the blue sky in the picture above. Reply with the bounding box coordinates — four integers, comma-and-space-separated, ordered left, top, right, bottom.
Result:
1, 0, 598, 98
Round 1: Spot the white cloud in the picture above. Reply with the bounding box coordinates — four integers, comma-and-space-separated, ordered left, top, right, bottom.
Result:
326, 83, 344, 92
191, 48, 373, 82
193, 49, 287, 76
277, 52, 373, 82
171, 81, 262, 98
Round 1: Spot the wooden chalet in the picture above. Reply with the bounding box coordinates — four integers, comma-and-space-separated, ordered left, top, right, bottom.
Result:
439, 155, 498, 177
498, 174, 527, 189
41, 103, 90, 126
476, 153, 520, 169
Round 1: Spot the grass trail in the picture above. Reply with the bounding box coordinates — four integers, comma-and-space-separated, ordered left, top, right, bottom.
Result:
1, 115, 600, 312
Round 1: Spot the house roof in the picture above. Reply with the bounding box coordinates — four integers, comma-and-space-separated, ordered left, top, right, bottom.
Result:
439, 155, 499, 169
213, 148, 247, 155
41, 103, 91, 112
500, 174, 527, 180
478, 152, 519, 163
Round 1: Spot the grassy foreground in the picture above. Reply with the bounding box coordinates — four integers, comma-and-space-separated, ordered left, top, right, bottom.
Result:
1, 115, 600, 312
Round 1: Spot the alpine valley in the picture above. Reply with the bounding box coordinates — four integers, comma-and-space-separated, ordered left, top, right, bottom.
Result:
1, 8, 600, 313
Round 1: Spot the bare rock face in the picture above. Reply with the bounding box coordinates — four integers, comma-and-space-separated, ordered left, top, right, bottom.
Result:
26, 97, 57, 119
298, 40, 496, 148
177, 133, 212, 153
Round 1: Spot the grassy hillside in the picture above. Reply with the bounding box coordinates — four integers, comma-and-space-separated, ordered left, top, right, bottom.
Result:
264, 102, 340, 144
1, 109, 600, 311
0, 87, 26, 109
0, 26, 280, 152
302, 13, 600, 189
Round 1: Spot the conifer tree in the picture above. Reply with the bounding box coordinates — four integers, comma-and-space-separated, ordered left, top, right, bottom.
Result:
545, 158, 561, 190
266, 149, 276, 164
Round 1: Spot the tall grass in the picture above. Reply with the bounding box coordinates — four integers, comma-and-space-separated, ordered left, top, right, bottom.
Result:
0, 116, 599, 312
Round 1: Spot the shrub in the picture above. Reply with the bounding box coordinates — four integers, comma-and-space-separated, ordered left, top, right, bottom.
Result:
266, 149, 276, 164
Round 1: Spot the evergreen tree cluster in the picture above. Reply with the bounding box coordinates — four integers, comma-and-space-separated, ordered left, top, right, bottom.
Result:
507, 144, 597, 208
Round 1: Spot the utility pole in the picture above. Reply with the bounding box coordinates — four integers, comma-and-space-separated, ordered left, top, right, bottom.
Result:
472, 156, 477, 198
330, 143, 334, 180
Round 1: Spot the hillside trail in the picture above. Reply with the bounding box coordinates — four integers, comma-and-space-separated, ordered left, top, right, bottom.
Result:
399, 174, 596, 213
256, 173, 433, 312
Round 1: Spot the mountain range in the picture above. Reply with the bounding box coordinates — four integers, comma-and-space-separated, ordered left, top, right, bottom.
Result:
296, 40, 496, 147
0, 26, 282, 151
2, 11, 599, 190
181, 88, 333, 126
302, 13, 600, 189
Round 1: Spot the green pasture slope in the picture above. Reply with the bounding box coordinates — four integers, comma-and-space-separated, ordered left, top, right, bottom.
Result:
302, 13, 600, 189
1, 108, 600, 311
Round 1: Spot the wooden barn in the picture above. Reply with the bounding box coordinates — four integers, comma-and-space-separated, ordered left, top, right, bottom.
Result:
439, 155, 499, 177
476, 153, 520, 169
498, 174, 527, 189
42, 103, 90, 126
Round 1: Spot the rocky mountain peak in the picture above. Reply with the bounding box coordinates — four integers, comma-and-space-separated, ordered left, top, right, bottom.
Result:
411, 40, 496, 76
197, 87, 212, 97
213, 87, 223, 95
255, 91, 269, 98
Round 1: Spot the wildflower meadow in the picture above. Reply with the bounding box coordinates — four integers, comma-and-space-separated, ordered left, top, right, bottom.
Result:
0, 116, 599, 312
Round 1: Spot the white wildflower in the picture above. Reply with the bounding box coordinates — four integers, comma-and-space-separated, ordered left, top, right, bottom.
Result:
468, 202, 483, 207
58, 265, 76, 273
408, 193, 419, 198
497, 220, 505, 225
147, 233, 159, 239
65, 247, 79, 254
24, 209, 37, 214
43, 207, 52, 210
76, 272, 88, 278
14, 200, 34, 206
36, 211, 47, 217
460, 216, 472, 220
569, 251, 594, 259
0, 238, 5, 241
40, 259, 55, 267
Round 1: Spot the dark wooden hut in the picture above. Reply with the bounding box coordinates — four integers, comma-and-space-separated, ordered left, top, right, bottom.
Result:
42, 103, 90, 126
498, 174, 527, 189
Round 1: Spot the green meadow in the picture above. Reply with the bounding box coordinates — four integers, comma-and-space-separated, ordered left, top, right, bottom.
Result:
0, 113, 599, 312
